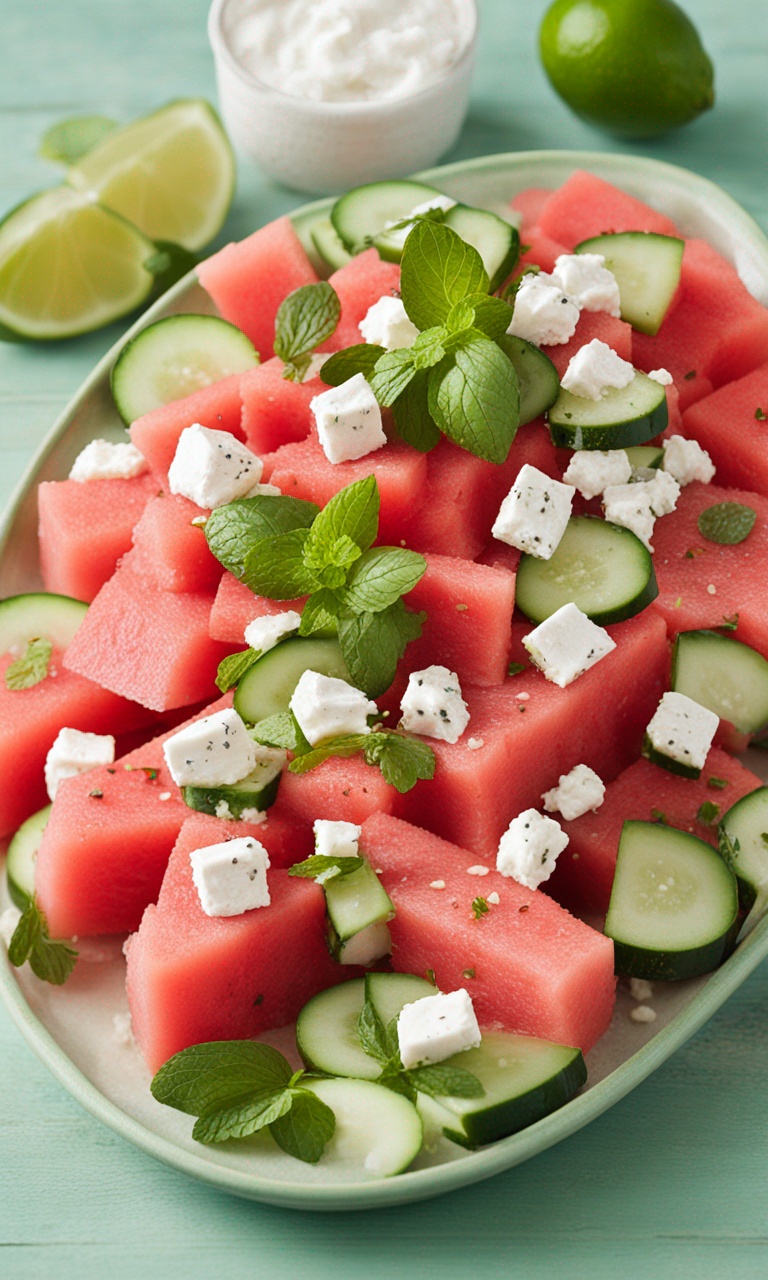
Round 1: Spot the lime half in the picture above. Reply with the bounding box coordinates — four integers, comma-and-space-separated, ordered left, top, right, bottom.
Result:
67, 99, 236, 252
0, 187, 156, 341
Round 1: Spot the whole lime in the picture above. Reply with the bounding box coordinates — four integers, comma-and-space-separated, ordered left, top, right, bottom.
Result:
539, 0, 715, 138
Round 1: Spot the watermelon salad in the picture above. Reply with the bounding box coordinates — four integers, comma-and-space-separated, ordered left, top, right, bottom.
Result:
3, 168, 768, 1178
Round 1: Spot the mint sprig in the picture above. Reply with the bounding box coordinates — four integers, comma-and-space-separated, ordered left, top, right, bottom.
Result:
428, 334, 520, 465
215, 647, 262, 693
8, 899, 78, 985
253, 714, 435, 794
5, 637, 53, 691
356, 998, 484, 1105
400, 219, 489, 331
288, 854, 364, 881
150, 1041, 335, 1160
274, 282, 341, 382
205, 494, 318, 579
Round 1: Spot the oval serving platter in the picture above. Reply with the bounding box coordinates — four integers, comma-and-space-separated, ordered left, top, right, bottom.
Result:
2, 151, 768, 1212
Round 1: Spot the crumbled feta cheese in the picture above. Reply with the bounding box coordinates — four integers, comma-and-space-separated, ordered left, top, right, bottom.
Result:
44, 728, 115, 801
630, 1005, 657, 1024
290, 670, 377, 746
507, 275, 580, 347
467, 737, 484, 751
707, 583, 717, 595
647, 368, 673, 386
629, 977, 654, 1002
603, 470, 680, 550
0, 906, 22, 947
239, 807, 268, 825
163, 708, 256, 787
214, 799, 234, 820
359, 295, 419, 351
552, 253, 621, 316
561, 339, 635, 401
338, 919, 391, 966
430, 880, 446, 890
523, 603, 615, 688
647, 469, 681, 516
496, 809, 569, 889
397, 989, 481, 1069
492, 463, 573, 560
645, 691, 719, 772
111, 1011, 134, 1047
466, 864, 490, 876
487, 891, 500, 905
168, 424, 263, 509
542, 763, 606, 821
399, 665, 469, 744
562, 449, 632, 499
310, 372, 387, 465
69, 439, 148, 482
245, 481, 282, 497
190, 836, 271, 917
313, 818, 361, 859
243, 610, 301, 654
662, 435, 716, 486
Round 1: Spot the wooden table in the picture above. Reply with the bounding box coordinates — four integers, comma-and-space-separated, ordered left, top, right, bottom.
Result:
1, 1, 767, 1274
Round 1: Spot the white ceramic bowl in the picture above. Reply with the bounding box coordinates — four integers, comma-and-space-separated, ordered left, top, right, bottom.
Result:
207, 0, 478, 194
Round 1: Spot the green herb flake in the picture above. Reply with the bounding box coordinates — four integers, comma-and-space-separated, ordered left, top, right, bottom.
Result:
755, 408, 767, 421
426, 968, 436, 986
507, 661, 527, 677
719, 613, 739, 631
707, 777, 729, 791
684, 547, 704, 559
471, 896, 489, 920
650, 808, 668, 825
4, 637, 53, 691
697, 801, 720, 826
462, 968, 476, 979
683, 370, 697, 381
697, 502, 757, 546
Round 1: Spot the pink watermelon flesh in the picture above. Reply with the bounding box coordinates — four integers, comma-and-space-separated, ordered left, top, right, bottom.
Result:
681, 363, 768, 498
517, 227, 569, 274
34, 695, 237, 936
402, 553, 515, 688
62, 551, 229, 712
196, 217, 318, 360
240, 356, 324, 454
548, 750, 762, 916
209, 572, 306, 643
326, 249, 401, 351
37, 473, 157, 604
263, 433, 428, 545
651, 481, 768, 661
129, 373, 245, 488
360, 813, 616, 1053
543, 311, 633, 379
130, 494, 222, 594
509, 188, 554, 232
278, 754, 398, 828
393, 608, 669, 859
536, 170, 681, 246
125, 813, 337, 1072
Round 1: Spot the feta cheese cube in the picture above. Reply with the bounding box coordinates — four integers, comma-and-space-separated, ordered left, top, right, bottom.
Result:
44, 727, 115, 801
662, 435, 716, 486
523, 602, 616, 688
492, 463, 573, 560
168, 424, 263, 509
69, 439, 148, 483
496, 808, 569, 889
561, 339, 635, 401
313, 818, 361, 859
163, 708, 257, 787
359, 295, 419, 351
645, 691, 719, 772
190, 837, 270, 917
397, 989, 481, 1069
289, 670, 377, 746
399, 665, 469, 744
542, 763, 605, 821
603, 470, 680, 550
551, 253, 621, 316
243, 609, 301, 654
338, 919, 391, 966
310, 373, 387, 465
562, 449, 632, 499
647, 368, 673, 386
507, 275, 580, 347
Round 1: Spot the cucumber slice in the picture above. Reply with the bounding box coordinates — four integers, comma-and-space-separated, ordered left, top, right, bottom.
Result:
325, 860, 393, 944
499, 335, 560, 425
443, 205, 520, 291
365, 971, 437, 1025
310, 215, 354, 272
605, 821, 739, 980
515, 515, 658, 626
6, 804, 50, 909
0, 592, 87, 654
301, 1077, 423, 1177
417, 1031, 586, 1150
331, 180, 444, 253
672, 630, 768, 736
575, 232, 684, 336
624, 444, 664, 471
718, 787, 768, 925
233, 636, 350, 725
548, 370, 668, 450
111, 314, 259, 425
296, 972, 436, 1078
182, 754, 283, 820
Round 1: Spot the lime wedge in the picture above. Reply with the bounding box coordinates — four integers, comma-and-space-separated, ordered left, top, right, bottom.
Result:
67, 99, 236, 252
0, 186, 156, 341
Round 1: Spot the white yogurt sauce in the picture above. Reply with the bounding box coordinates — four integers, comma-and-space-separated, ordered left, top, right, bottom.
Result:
225, 0, 475, 103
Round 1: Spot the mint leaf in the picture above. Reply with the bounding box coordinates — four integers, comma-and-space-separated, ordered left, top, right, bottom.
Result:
463, 294, 514, 341
697, 502, 757, 545
192, 1087, 293, 1145
358, 999, 394, 1067
377, 1065, 417, 1104
269, 1089, 336, 1164
288, 734, 371, 775
39, 114, 117, 165
369, 348, 418, 407
273, 282, 340, 366
5, 637, 53, 691
336, 600, 424, 697
410, 327, 448, 371
151, 1040, 292, 1115
8, 899, 78, 985
392, 373, 442, 452
507, 661, 528, 676
243, 528, 316, 598
428, 335, 520, 464
205, 495, 318, 579
215, 647, 261, 693
707, 776, 729, 790
303, 529, 362, 589
311, 474, 380, 555
298, 590, 339, 637
288, 854, 364, 880
400, 220, 489, 331
409, 1063, 485, 1100
697, 800, 720, 825
250, 712, 310, 753
364, 731, 435, 793
319, 344, 384, 387
341, 547, 426, 614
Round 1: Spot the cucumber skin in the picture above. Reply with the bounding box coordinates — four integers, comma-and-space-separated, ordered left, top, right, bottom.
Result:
611, 920, 740, 982
719, 828, 759, 914
548, 397, 668, 451
439, 1050, 587, 1150
641, 734, 702, 780
181, 774, 280, 820
515, 542, 659, 627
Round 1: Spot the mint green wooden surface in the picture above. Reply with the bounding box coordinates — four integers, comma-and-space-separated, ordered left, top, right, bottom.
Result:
1, 0, 767, 1273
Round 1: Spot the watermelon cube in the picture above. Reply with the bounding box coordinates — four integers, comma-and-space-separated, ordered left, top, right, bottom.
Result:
278, 754, 398, 828
37, 473, 157, 604
543, 311, 633, 379
209, 572, 306, 643
536, 170, 681, 247
326, 249, 401, 351
130, 494, 222, 593
681, 363, 768, 497
240, 356, 324, 455
129, 373, 245, 488
196, 216, 319, 360
509, 188, 554, 233
517, 227, 569, 274
360, 813, 616, 1053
